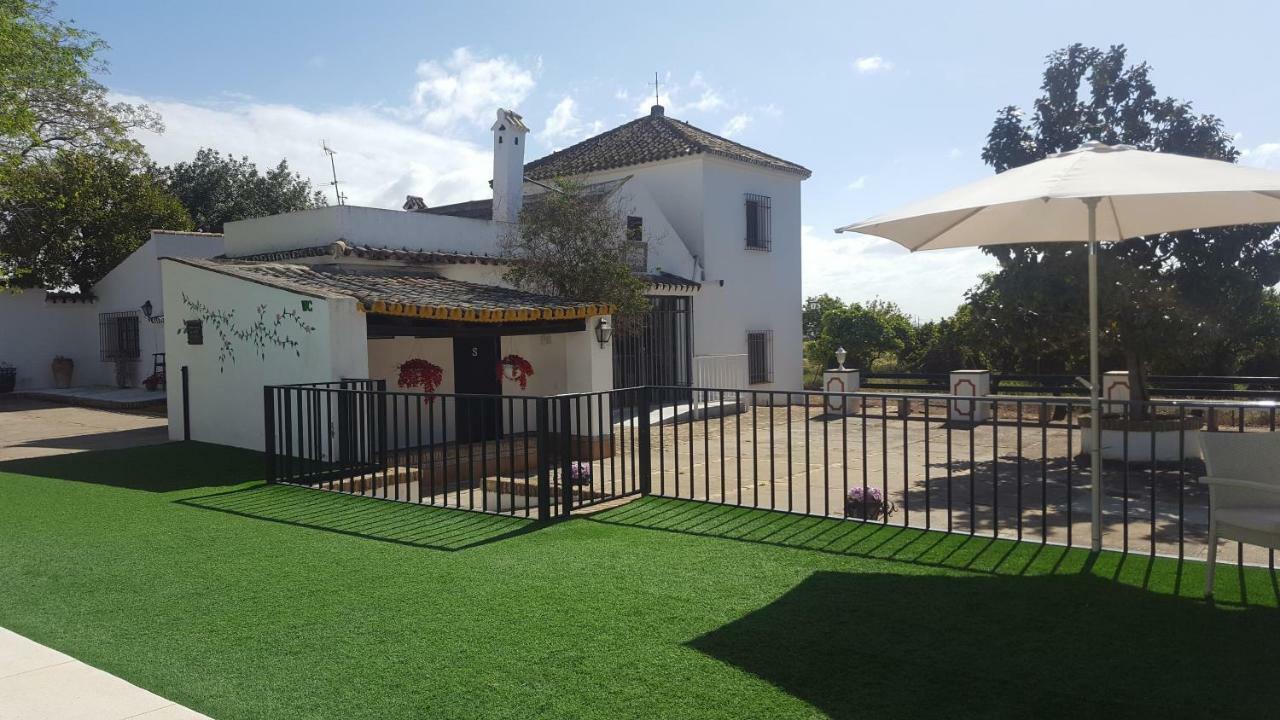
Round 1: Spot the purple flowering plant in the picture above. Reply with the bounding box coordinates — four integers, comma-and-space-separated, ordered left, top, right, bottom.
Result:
845, 485, 895, 520
568, 461, 592, 486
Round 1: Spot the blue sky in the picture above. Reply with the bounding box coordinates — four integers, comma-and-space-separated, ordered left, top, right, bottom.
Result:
62, 0, 1280, 319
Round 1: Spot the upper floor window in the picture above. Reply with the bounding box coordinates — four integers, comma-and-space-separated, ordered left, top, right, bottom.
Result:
745, 194, 772, 251
626, 216, 643, 244
625, 216, 647, 271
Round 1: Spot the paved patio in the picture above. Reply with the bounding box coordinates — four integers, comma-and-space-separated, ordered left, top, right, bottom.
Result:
0, 626, 208, 719
0, 396, 168, 461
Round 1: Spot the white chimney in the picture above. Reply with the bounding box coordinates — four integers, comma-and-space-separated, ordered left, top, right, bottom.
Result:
491, 108, 529, 224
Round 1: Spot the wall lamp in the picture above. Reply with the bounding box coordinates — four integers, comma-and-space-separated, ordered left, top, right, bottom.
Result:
595, 317, 613, 348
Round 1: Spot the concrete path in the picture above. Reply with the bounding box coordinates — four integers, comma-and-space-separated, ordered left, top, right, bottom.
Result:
0, 627, 209, 719
0, 397, 167, 461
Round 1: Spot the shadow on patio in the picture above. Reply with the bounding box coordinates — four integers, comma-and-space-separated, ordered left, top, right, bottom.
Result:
178, 483, 539, 551
688, 570, 1280, 719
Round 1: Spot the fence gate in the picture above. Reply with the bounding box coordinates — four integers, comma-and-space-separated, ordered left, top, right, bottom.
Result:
613, 296, 692, 406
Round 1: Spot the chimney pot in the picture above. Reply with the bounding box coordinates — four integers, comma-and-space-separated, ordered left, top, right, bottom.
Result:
650, 104, 664, 117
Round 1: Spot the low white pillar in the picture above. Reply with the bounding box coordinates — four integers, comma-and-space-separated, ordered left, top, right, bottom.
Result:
1102, 370, 1129, 416
822, 368, 860, 415
949, 370, 991, 423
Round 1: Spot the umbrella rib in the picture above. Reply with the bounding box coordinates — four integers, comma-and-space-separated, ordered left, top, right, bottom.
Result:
1106, 196, 1125, 242
908, 206, 987, 252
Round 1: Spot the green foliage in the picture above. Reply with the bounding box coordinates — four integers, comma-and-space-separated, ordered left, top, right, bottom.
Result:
901, 305, 988, 373
0, 0, 158, 174
811, 299, 912, 371
979, 44, 1280, 405
802, 293, 844, 340
0, 151, 192, 291
161, 147, 327, 233
499, 178, 650, 326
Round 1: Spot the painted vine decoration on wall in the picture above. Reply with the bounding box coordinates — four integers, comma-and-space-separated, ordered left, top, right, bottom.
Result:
397, 358, 444, 404
177, 293, 317, 372
496, 354, 534, 390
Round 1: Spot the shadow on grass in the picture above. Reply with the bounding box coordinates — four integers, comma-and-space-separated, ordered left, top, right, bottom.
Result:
688, 570, 1280, 720
590, 497, 1280, 606
178, 484, 540, 551
0, 441, 262, 492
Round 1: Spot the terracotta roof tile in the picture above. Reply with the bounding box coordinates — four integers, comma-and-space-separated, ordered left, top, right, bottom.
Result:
165, 257, 610, 323
524, 108, 811, 180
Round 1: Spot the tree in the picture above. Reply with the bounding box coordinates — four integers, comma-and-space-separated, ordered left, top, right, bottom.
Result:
0, 151, 192, 291
0, 1, 159, 172
161, 148, 327, 233
498, 178, 650, 326
979, 44, 1280, 417
802, 293, 845, 341
811, 300, 912, 371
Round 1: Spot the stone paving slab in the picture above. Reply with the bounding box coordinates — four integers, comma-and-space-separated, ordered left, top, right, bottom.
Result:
0, 397, 168, 461
0, 627, 209, 720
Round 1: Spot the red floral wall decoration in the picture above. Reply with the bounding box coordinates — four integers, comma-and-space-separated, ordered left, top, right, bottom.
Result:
397, 358, 443, 403
496, 354, 535, 390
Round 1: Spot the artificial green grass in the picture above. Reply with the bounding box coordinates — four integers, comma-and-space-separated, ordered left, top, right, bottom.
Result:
1, 442, 1278, 719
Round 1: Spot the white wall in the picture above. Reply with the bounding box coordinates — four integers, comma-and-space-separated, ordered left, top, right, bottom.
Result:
692, 157, 803, 391
162, 260, 367, 450
0, 230, 224, 390
0, 291, 96, 390
221, 205, 499, 258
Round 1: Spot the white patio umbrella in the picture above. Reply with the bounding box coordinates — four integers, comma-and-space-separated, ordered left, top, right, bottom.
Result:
836, 141, 1280, 551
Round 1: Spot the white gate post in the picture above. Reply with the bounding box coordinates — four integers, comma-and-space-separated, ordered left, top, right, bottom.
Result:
949, 370, 991, 423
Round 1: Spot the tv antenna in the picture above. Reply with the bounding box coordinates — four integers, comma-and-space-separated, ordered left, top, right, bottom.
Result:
321, 140, 347, 206
652, 71, 661, 106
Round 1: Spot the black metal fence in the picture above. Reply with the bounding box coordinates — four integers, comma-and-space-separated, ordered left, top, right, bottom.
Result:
265, 381, 1279, 568
862, 372, 1280, 399
265, 381, 646, 519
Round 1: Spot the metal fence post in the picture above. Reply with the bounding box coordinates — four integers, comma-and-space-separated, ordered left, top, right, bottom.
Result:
638, 385, 652, 495
180, 366, 190, 441
263, 386, 276, 484
376, 379, 388, 471
536, 397, 552, 521
559, 395, 574, 518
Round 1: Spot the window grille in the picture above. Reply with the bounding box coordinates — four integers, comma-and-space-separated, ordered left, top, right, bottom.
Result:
745, 194, 772, 251
747, 330, 773, 384
625, 216, 647, 271
99, 311, 141, 361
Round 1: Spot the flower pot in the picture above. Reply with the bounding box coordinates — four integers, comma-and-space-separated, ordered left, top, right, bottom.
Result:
50, 357, 74, 388
0, 367, 14, 393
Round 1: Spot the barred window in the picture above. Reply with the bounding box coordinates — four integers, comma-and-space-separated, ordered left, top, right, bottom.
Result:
99, 311, 140, 361
745, 193, 772, 251
747, 330, 773, 384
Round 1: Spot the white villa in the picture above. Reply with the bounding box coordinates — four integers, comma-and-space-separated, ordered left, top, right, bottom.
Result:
0, 103, 809, 452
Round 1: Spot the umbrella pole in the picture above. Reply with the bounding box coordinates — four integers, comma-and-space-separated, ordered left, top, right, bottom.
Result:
1086, 198, 1102, 552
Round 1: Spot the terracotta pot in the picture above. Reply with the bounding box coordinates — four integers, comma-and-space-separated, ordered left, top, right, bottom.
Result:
50, 357, 74, 389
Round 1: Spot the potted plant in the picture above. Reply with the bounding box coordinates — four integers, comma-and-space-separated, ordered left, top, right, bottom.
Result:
142, 371, 165, 392
50, 356, 74, 388
845, 486, 896, 521
0, 362, 14, 393
567, 461, 592, 487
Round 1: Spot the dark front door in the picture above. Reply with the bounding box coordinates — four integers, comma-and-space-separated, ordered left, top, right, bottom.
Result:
453, 336, 502, 443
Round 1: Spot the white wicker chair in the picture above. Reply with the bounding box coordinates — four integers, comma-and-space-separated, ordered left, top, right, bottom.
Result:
1199, 432, 1280, 597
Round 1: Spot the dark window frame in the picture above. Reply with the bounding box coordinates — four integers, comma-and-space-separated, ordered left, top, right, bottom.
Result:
747, 329, 773, 384
99, 311, 141, 362
745, 193, 772, 251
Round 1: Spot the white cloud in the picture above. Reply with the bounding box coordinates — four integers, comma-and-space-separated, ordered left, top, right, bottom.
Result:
947, 147, 963, 160
118, 93, 492, 210
853, 55, 894, 74
719, 114, 752, 138
802, 225, 997, 320
1241, 142, 1280, 170
538, 96, 603, 148
410, 47, 536, 130
846, 175, 867, 191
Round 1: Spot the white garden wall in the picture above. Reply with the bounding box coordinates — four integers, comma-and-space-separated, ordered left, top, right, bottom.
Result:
161, 259, 367, 450
0, 231, 223, 390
